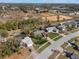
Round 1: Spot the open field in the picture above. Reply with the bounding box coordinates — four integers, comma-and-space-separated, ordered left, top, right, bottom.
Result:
40, 13, 73, 21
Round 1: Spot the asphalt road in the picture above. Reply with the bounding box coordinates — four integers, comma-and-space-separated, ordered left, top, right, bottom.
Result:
35, 31, 79, 59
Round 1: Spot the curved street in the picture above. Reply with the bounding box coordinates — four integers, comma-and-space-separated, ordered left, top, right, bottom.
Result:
35, 31, 79, 59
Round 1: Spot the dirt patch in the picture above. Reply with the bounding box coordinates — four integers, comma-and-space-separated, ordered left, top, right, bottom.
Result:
58, 54, 68, 59
48, 51, 60, 59
40, 13, 73, 21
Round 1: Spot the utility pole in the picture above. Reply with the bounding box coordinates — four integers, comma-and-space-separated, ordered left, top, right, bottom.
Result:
56, 11, 60, 22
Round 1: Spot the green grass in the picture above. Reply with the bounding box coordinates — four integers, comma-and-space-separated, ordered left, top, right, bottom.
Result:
69, 38, 75, 42
53, 36, 62, 41
66, 46, 75, 52
48, 32, 59, 39
69, 36, 79, 42
32, 36, 48, 51
69, 36, 79, 45
37, 42, 50, 53
61, 42, 68, 48
47, 32, 62, 41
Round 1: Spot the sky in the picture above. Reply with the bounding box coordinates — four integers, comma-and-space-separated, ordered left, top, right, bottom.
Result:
0, 0, 79, 3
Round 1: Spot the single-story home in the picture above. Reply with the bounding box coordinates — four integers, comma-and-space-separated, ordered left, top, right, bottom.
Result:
22, 36, 33, 47
33, 30, 45, 37
46, 26, 59, 33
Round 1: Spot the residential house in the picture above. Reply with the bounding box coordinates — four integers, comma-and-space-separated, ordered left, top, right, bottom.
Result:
46, 26, 59, 33
64, 50, 79, 59
56, 23, 67, 32
21, 36, 33, 47
33, 30, 45, 37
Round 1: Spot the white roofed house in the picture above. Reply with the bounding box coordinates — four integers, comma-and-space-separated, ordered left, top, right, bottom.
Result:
21, 36, 33, 47
46, 26, 59, 33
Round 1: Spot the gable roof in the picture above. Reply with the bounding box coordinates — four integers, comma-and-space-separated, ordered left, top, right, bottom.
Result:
22, 37, 33, 47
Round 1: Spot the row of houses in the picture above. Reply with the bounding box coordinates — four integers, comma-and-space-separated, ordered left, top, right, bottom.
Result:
32, 19, 79, 37
0, 19, 79, 48
46, 19, 79, 33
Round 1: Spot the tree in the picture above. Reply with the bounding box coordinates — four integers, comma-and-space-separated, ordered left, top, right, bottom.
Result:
0, 38, 21, 57
0, 29, 8, 38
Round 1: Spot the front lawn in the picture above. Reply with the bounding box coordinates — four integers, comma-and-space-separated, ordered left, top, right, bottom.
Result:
53, 36, 62, 41
61, 42, 68, 48
47, 32, 62, 41
32, 36, 48, 51
37, 42, 50, 53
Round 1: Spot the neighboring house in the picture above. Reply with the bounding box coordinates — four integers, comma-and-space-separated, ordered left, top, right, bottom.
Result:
46, 26, 59, 33
69, 12, 76, 16
56, 23, 67, 32
22, 36, 33, 47
64, 50, 79, 59
75, 12, 79, 15
33, 30, 45, 37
